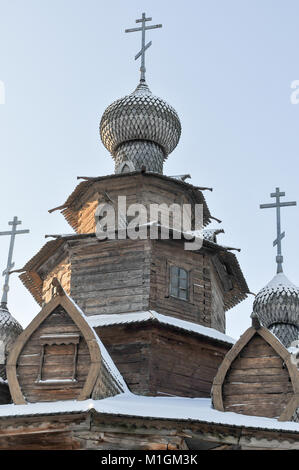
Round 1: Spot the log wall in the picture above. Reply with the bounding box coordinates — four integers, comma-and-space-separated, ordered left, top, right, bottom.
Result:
72, 175, 200, 235
69, 238, 152, 316
222, 333, 293, 417
149, 239, 225, 330
97, 323, 229, 397
39, 236, 226, 332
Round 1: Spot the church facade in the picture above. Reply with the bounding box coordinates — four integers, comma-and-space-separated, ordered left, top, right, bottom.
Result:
0, 14, 299, 450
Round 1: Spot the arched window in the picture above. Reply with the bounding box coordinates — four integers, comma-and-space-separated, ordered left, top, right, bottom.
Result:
170, 266, 188, 300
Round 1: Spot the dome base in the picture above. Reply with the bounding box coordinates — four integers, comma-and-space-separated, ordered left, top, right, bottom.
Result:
114, 140, 164, 174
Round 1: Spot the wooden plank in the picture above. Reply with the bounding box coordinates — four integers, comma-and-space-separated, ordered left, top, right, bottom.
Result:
223, 381, 289, 395
240, 344, 278, 358
223, 392, 292, 405
225, 372, 289, 384
224, 403, 283, 418
230, 356, 283, 369
226, 367, 289, 379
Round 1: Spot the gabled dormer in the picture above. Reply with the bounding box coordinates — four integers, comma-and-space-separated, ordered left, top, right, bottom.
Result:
212, 315, 299, 421
7, 279, 125, 404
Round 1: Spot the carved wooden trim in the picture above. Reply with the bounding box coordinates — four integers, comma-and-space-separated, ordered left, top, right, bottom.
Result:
7, 289, 101, 404
39, 334, 80, 346
212, 325, 299, 421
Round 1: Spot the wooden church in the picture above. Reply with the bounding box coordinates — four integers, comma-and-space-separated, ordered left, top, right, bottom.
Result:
0, 13, 299, 450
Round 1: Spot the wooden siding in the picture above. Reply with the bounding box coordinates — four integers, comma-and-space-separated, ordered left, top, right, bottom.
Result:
149, 239, 216, 327
97, 323, 229, 397
16, 305, 91, 402
67, 174, 204, 235
222, 334, 293, 418
69, 238, 152, 316
39, 236, 226, 331
95, 324, 151, 395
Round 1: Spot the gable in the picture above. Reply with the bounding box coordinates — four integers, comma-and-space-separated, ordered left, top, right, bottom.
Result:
16, 305, 91, 403
222, 333, 292, 418
212, 325, 299, 421
7, 285, 125, 405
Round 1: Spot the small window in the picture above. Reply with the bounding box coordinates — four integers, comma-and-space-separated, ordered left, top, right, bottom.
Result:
170, 266, 189, 300
36, 334, 80, 384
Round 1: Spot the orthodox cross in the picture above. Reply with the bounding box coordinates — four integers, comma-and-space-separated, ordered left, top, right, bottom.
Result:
260, 188, 296, 274
0, 216, 29, 309
125, 13, 162, 82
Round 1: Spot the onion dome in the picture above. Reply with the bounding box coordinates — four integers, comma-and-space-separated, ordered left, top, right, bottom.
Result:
99, 81, 181, 174
253, 272, 299, 347
0, 306, 22, 379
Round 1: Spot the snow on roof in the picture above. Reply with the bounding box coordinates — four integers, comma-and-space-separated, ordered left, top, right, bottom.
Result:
263, 272, 299, 293
1, 393, 299, 434
86, 310, 235, 345
66, 294, 129, 392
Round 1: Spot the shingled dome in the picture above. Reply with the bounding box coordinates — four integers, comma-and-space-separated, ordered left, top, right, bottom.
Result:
253, 272, 299, 347
0, 306, 22, 379
99, 81, 181, 174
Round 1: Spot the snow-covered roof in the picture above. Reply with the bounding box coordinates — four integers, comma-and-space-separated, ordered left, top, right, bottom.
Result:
261, 272, 299, 294
86, 310, 235, 345
1, 393, 299, 434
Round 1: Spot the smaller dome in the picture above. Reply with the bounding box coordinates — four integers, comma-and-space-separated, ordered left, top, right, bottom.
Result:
99, 81, 181, 173
253, 272, 299, 347
0, 306, 23, 379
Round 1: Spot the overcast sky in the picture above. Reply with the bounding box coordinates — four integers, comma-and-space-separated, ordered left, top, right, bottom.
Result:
0, 0, 298, 339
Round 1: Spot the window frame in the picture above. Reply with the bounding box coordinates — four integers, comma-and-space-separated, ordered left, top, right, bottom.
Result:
36, 333, 80, 385
166, 261, 192, 303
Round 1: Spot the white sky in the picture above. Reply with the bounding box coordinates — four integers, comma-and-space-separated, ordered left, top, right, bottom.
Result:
0, 0, 298, 339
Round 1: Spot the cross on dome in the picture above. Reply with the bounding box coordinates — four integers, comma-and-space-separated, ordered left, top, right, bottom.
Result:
125, 13, 162, 82
0, 216, 29, 309
260, 187, 296, 274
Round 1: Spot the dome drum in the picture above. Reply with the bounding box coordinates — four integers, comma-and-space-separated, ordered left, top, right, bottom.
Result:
114, 140, 164, 173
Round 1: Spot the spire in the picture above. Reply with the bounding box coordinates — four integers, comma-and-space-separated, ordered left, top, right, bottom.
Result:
125, 12, 162, 83
260, 187, 296, 274
0, 216, 29, 310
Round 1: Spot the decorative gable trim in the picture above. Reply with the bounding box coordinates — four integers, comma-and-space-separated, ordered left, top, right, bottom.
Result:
212, 323, 299, 422
7, 281, 102, 405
